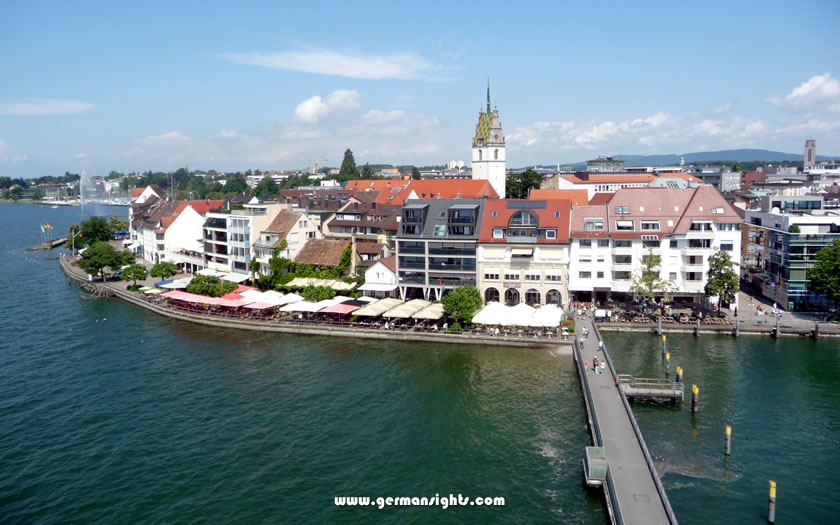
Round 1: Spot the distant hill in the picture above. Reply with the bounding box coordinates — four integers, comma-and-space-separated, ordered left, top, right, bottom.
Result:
616, 149, 836, 166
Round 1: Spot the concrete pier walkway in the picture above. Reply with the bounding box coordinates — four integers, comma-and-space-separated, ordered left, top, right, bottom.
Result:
575, 316, 677, 525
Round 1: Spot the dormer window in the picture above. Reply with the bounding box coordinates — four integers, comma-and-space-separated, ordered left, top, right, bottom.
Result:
615, 206, 630, 215
509, 211, 538, 227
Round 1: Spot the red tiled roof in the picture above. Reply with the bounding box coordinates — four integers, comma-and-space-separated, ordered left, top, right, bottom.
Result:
587, 193, 614, 205
479, 199, 571, 243
294, 239, 351, 267
379, 256, 396, 272
569, 204, 609, 238
374, 179, 499, 205
131, 187, 144, 197
528, 189, 589, 205
345, 179, 408, 192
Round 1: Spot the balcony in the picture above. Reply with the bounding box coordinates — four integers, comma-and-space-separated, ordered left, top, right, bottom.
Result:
682, 247, 708, 256
505, 236, 537, 244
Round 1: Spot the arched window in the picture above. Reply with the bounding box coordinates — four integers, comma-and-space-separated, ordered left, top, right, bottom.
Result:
509, 211, 538, 227
504, 288, 520, 306
494, 149, 499, 160
525, 289, 541, 306
479, 150, 483, 161
546, 289, 562, 305
484, 287, 499, 303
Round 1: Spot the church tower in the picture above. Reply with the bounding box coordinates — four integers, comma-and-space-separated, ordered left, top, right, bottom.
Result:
471, 82, 506, 198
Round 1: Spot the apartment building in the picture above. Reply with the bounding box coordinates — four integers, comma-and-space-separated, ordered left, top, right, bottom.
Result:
395, 199, 486, 300
476, 199, 572, 307
567, 186, 742, 304
252, 210, 321, 275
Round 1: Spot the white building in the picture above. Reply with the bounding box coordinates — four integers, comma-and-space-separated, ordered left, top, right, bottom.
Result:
567, 186, 742, 304
252, 210, 322, 275
163, 201, 225, 273
359, 256, 398, 298
471, 84, 506, 198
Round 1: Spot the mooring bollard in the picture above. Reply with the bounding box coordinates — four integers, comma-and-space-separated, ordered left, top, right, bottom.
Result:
774, 316, 781, 338
661, 334, 666, 355
691, 384, 699, 412
734, 318, 740, 337
676, 366, 683, 383
813, 321, 820, 340
694, 318, 700, 336
658, 315, 662, 335
768, 480, 776, 523
725, 425, 732, 455
665, 352, 670, 376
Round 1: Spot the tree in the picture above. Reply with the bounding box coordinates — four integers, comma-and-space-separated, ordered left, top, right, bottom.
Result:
78, 241, 119, 280
254, 176, 278, 197
630, 249, 675, 307
338, 244, 352, 275
441, 285, 483, 324
788, 224, 801, 233
115, 249, 136, 267
301, 285, 336, 302
150, 262, 177, 279
411, 166, 421, 180
186, 275, 237, 297
79, 216, 112, 246
338, 149, 359, 181
108, 215, 128, 234
223, 176, 248, 194
249, 257, 261, 280
704, 249, 740, 309
122, 264, 148, 286
32, 188, 44, 201
361, 163, 373, 178
809, 239, 840, 308
505, 169, 542, 199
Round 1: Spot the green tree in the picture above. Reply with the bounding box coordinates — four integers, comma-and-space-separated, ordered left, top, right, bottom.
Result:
32, 188, 44, 201
441, 285, 483, 324
79, 216, 113, 246
249, 257, 261, 280
411, 166, 421, 180
301, 285, 336, 302
64, 223, 80, 249
338, 148, 359, 181
186, 275, 237, 297
788, 224, 801, 233
108, 215, 128, 234
78, 241, 119, 280
115, 249, 136, 267
630, 249, 675, 307
361, 163, 373, 178
704, 249, 740, 309
809, 239, 840, 308
8, 187, 22, 200
254, 176, 279, 197
505, 169, 542, 198
122, 263, 148, 286
338, 244, 352, 275
150, 261, 178, 279
223, 176, 248, 194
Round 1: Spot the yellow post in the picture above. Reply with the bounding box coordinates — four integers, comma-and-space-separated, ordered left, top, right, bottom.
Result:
768, 480, 776, 522
691, 384, 699, 412
725, 425, 732, 455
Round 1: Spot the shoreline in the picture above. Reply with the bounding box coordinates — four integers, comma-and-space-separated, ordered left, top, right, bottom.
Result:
59, 255, 569, 351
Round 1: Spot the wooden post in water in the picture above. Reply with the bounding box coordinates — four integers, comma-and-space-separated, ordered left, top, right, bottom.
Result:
676, 366, 683, 383
657, 315, 662, 335
773, 315, 781, 338
724, 425, 731, 455
768, 480, 777, 523
661, 334, 666, 355
813, 321, 820, 340
734, 318, 740, 337
691, 384, 699, 413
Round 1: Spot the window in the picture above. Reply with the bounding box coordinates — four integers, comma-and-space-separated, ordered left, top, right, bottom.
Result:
596, 271, 604, 279
580, 239, 592, 248
484, 272, 500, 281
504, 273, 519, 281
555, 211, 561, 218
643, 239, 659, 249
596, 256, 605, 263
641, 221, 660, 231
615, 220, 634, 231
579, 257, 592, 264
712, 207, 725, 215
670, 239, 679, 249
492, 210, 497, 218
615, 206, 630, 215
485, 287, 500, 303
525, 273, 540, 281
613, 255, 632, 264
720, 242, 734, 251
509, 211, 538, 227
613, 271, 631, 280
598, 239, 610, 247
545, 230, 557, 239
669, 272, 677, 280
688, 239, 712, 248
493, 228, 503, 239
579, 271, 592, 279
433, 224, 446, 236
689, 222, 713, 231
494, 149, 499, 160
546, 274, 562, 282
614, 240, 631, 248
686, 272, 703, 281
584, 218, 604, 231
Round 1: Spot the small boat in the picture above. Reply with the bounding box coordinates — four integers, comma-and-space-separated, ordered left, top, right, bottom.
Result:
51, 204, 59, 209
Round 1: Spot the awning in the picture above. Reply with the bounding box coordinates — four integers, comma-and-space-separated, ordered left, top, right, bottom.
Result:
127, 242, 141, 250
197, 268, 220, 276
383, 299, 431, 319
144, 288, 163, 294
412, 302, 445, 320
502, 303, 536, 326
244, 302, 275, 310
356, 296, 378, 303
472, 302, 509, 325
154, 279, 173, 287
527, 304, 564, 328
220, 272, 250, 284
160, 278, 192, 289
319, 303, 362, 315
280, 301, 321, 313
354, 298, 404, 317
511, 248, 533, 256
358, 283, 398, 292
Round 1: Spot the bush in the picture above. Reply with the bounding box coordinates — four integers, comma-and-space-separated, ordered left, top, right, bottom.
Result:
447, 322, 463, 334
561, 319, 576, 333
301, 285, 335, 302
186, 274, 237, 297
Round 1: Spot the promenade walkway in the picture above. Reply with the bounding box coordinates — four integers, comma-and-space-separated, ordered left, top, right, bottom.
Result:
575, 316, 676, 525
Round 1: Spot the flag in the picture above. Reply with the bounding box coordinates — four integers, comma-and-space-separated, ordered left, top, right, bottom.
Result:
40, 225, 45, 233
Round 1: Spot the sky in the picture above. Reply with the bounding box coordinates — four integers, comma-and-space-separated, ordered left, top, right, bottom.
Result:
1, 0, 839, 178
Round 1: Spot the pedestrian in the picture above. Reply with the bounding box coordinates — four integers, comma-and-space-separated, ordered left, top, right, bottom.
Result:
734, 306, 738, 318
599, 340, 604, 351
443, 322, 448, 332
593, 357, 599, 372
600, 362, 605, 375
584, 358, 590, 370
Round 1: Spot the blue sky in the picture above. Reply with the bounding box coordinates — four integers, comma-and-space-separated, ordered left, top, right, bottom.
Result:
1, 0, 839, 178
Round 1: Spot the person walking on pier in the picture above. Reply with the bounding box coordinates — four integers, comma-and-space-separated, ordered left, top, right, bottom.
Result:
599, 362, 605, 375
593, 357, 599, 372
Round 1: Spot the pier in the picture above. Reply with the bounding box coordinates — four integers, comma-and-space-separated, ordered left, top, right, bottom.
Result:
618, 375, 683, 403
574, 316, 677, 525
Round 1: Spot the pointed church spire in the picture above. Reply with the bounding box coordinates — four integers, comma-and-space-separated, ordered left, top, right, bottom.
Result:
486, 78, 491, 114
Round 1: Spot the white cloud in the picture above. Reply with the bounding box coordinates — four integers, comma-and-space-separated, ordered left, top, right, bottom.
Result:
219, 49, 438, 80
771, 73, 840, 112
345, 109, 439, 136
0, 98, 94, 116
295, 89, 361, 124
75, 152, 88, 159
0, 139, 7, 154
508, 112, 673, 149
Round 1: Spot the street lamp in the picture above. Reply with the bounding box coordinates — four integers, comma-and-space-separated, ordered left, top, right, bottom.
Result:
71, 228, 83, 256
